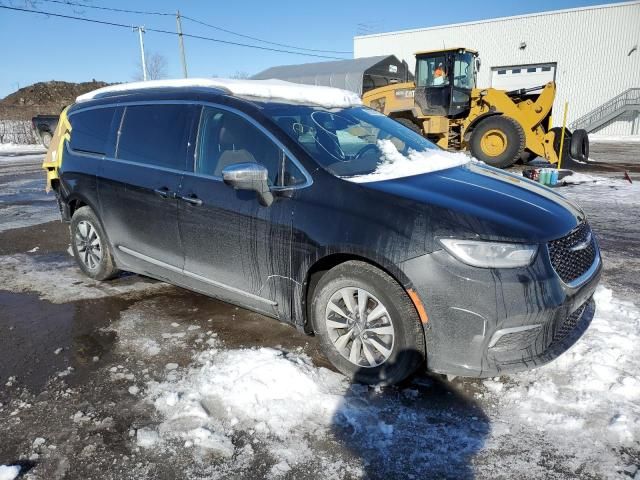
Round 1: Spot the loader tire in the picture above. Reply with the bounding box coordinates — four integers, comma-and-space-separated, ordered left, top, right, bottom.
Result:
470, 116, 525, 168
394, 117, 424, 135
570, 129, 589, 163
551, 127, 572, 167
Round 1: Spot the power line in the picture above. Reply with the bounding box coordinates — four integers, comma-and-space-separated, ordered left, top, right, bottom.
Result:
36, 0, 172, 16
180, 15, 352, 54
34, 0, 353, 55
0, 5, 348, 60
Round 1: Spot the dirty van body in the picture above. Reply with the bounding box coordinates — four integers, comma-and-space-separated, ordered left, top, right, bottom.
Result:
46, 80, 601, 384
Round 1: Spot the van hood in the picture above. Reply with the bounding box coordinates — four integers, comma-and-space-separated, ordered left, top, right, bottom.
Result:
358, 163, 584, 243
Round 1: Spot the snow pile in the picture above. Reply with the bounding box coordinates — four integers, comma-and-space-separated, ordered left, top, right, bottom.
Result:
346, 139, 470, 183
145, 346, 347, 463
482, 285, 640, 472
131, 284, 639, 477
142, 342, 489, 477
0, 465, 20, 480
76, 78, 362, 108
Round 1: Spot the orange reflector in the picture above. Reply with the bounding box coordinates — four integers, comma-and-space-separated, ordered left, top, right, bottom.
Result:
407, 288, 429, 324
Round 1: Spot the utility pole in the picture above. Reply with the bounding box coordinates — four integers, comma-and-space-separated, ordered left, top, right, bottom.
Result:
176, 11, 188, 78
134, 25, 148, 81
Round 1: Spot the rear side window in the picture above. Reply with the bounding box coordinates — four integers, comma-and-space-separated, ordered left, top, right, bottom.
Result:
69, 107, 115, 155
117, 104, 196, 170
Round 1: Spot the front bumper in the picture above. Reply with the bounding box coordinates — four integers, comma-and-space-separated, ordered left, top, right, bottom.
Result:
400, 241, 602, 378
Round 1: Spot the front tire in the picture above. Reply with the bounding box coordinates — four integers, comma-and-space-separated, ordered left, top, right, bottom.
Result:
311, 261, 425, 385
70, 206, 120, 281
470, 116, 525, 168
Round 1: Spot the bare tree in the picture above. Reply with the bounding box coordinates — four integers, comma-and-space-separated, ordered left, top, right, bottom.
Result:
230, 71, 251, 80
132, 52, 168, 81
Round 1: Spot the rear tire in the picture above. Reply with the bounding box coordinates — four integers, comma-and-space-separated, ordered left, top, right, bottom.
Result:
470, 116, 525, 168
70, 206, 120, 281
311, 261, 425, 385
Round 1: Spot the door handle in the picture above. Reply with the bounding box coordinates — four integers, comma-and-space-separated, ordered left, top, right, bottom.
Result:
179, 194, 203, 206
154, 187, 175, 199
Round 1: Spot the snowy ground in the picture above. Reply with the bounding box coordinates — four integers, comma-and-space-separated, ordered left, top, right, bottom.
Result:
0, 148, 639, 479
0, 149, 56, 232
0, 144, 45, 153
589, 134, 640, 143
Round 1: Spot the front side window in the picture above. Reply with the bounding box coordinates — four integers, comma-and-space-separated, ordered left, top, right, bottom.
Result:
416, 55, 449, 87
69, 107, 116, 155
117, 104, 195, 170
263, 103, 440, 178
453, 53, 476, 89
196, 106, 306, 187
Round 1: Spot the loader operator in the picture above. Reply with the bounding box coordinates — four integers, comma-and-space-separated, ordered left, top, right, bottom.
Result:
433, 62, 446, 86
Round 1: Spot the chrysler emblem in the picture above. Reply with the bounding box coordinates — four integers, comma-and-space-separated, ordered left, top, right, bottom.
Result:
569, 231, 592, 251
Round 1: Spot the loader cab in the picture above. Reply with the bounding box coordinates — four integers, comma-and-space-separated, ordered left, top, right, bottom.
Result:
414, 48, 478, 118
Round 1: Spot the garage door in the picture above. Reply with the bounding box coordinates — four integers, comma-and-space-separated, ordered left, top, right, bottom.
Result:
491, 63, 556, 92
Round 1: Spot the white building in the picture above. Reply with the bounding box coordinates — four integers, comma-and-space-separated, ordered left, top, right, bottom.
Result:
354, 1, 640, 134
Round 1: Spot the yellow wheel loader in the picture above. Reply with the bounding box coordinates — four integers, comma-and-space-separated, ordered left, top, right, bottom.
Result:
362, 48, 589, 168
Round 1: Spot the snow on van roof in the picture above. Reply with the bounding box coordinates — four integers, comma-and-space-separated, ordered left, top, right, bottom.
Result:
75, 78, 363, 108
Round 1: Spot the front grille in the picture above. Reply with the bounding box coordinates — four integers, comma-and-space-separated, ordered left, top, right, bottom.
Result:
553, 302, 588, 344
548, 222, 596, 284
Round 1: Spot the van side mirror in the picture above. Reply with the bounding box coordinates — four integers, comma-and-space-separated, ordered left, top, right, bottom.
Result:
222, 162, 273, 207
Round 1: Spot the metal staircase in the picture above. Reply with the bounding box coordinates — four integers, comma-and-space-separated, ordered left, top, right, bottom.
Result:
570, 88, 640, 133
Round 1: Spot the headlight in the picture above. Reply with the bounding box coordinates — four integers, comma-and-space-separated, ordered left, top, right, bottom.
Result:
439, 239, 538, 268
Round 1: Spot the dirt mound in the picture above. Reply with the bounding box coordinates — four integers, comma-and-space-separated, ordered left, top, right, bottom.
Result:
1, 80, 110, 109
0, 80, 112, 121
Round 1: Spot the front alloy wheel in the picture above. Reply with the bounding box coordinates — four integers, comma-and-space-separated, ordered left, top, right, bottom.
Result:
312, 260, 426, 385
325, 287, 395, 368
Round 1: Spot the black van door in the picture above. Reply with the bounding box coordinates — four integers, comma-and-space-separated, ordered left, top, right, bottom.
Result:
176, 105, 309, 318
98, 103, 198, 278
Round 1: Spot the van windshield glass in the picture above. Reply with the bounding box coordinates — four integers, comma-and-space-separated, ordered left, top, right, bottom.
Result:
262, 104, 460, 179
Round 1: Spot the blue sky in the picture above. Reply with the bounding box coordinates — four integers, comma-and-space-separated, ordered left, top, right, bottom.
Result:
0, 0, 620, 98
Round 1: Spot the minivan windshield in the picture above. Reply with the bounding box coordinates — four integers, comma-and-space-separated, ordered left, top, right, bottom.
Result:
262, 104, 469, 180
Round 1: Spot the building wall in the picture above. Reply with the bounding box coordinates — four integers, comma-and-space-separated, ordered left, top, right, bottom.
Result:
353, 1, 640, 133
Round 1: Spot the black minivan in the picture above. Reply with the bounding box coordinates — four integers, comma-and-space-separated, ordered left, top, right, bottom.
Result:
47, 79, 601, 385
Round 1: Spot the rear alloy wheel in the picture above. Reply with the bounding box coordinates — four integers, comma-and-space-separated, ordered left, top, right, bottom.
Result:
312, 261, 425, 385
71, 206, 120, 281
470, 116, 525, 168
75, 220, 103, 271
